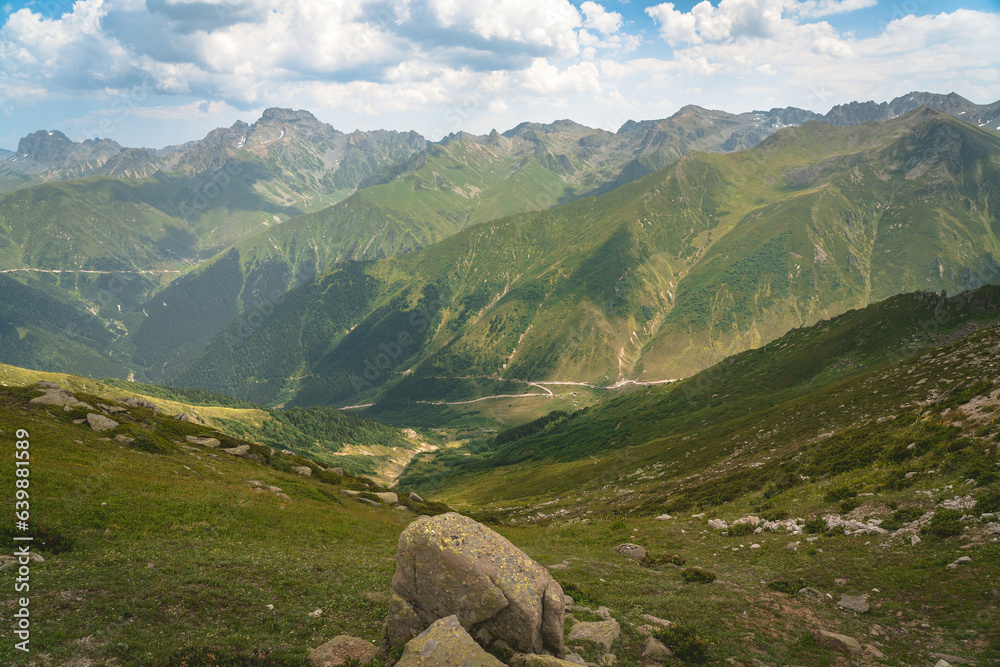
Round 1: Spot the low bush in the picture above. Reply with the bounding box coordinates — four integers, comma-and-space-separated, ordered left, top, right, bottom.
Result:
681, 567, 717, 584
922, 509, 965, 539
881, 507, 925, 531
767, 579, 802, 595
838, 497, 862, 514
640, 553, 687, 567
727, 523, 756, 537
654, 624, 710, 664
803, 518, 827, 534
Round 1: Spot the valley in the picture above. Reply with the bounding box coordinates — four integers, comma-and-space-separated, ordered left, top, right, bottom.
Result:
1, 90, 999, 667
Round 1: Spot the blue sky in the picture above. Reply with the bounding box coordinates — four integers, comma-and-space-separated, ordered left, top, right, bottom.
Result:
1, 0, 999, 150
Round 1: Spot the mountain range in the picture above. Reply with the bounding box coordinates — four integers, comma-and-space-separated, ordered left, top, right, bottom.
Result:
1, 91, 999, 415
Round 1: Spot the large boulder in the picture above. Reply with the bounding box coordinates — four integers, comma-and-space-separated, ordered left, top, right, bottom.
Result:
379, 512, 565, 658
395, 615, 504, 667
87, 413, 119, 432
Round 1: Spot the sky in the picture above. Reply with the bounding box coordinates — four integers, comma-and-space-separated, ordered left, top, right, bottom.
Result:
1, 0, 999, 150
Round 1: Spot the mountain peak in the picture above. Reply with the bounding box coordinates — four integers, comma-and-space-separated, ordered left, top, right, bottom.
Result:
259, 108, 321, 124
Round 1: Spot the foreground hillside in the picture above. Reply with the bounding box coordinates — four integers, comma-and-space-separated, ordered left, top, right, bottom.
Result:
0, 284, 997, 665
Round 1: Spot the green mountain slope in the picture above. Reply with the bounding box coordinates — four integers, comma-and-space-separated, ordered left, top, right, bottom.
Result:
171, 108, 1000, 410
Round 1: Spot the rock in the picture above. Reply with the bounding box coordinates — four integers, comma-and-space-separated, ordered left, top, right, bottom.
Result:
358, 498, 381, 507
123, 396, 159, 411
186, 435, 221, 448
375, 492, 398, 505
708, 519, 728, 530
329, 467, 344, 476
307, 635, 377, 666
98, 403, 128, 414
86, 413, 119, 432
654, 514, 673, 521
837, 595, 870, 613
309, 609, 322, 618
612, 543, 647, 561
222, 444, 251, 457
174, 412, 202, 423
394, 615, 504, 667
114, 435, 135, 445
864, 644, 886, 659
37, 380, 62, 389
643, 636, 673, 660
640, 614, 673, 629
564, 654, 587, 666
379, 512, 564, 657
408, 491, 424, 503
30, 386, 89, 408
508, 655, 583, 667
341, 490, 360, 497
247, 480, 263, 488
935, 661, 953, 667
930, 652, 975, 665
548, 564, 570, 570
786, 542, 799, 552
292, 466, 313, 477
910, 534, 921, 546
566, 618, 620, 653
394, 504, 408, 511
813, 629, 862, 655
268, 486, 283, 494
955, 556, 972, 564
750, 543, 761, 550
798, 587, 824, 599
834, 578, 847, 586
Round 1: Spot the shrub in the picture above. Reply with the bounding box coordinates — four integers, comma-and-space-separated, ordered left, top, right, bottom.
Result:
804, 518, 827, 534
825, 525, 846, 536
727, 523, 756, 537
641, 553, 687, 567
767, 579, 802, 595
823, 487, 857, 502
610, 519, 628, 531
761, 509, 789, 521
838, 497, 862, 514
922, 509, 965, 539
654, 624, 710, 664
976, 490, 1000, 514
681, 567, 717, 584
881, 507, 925, 531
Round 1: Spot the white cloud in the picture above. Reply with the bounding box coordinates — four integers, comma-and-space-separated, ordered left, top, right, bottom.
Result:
521, 58, 601, 95
581, 1, 622, 35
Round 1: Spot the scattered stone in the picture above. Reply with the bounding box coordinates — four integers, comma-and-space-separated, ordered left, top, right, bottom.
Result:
340, 490, 360, 497
654, 514, 674, 521
329, 467, 344, 476
394, 615, 503, 667
408, 491, 424, 503
308, 609, 322, 618
379, 513, 564, 657
275, 493, 291, 500
566, 618, 620, 653
930, 652, 976, 665
86, 413, 119, 432
267, 486, 283, 494
786, 542, 799, 552
798, 587, 824, 599
358, 498, 381, 507
113, 435, 135, 445
174, 412, 202, 423
394, 504, 408, 511
640, 614, 673, 629
837, 595, 870, 614
563, 654, 586, 666
307, 635, 377, 666
612, 543, 647, 561
955, 556, 972, 564
563, 595, 574, 610
292, 466, 312, 477
98, 403, 128, 414
247, 480, 263, 488
37, 380, 62, 389
375, 492, 398, 505
834, 578, 847, 586
222, 444, 251, 457
186, 435, 221, 448
750, 543, 761, 550
708, 519, 728, 530
813, 629, 862, 655
935, 661, 953, 667
508, 655, 582, 666
862, 644, 886, 659
548, 564, 570, 570
643, 636, 673, 660
910, 534, 922, 547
